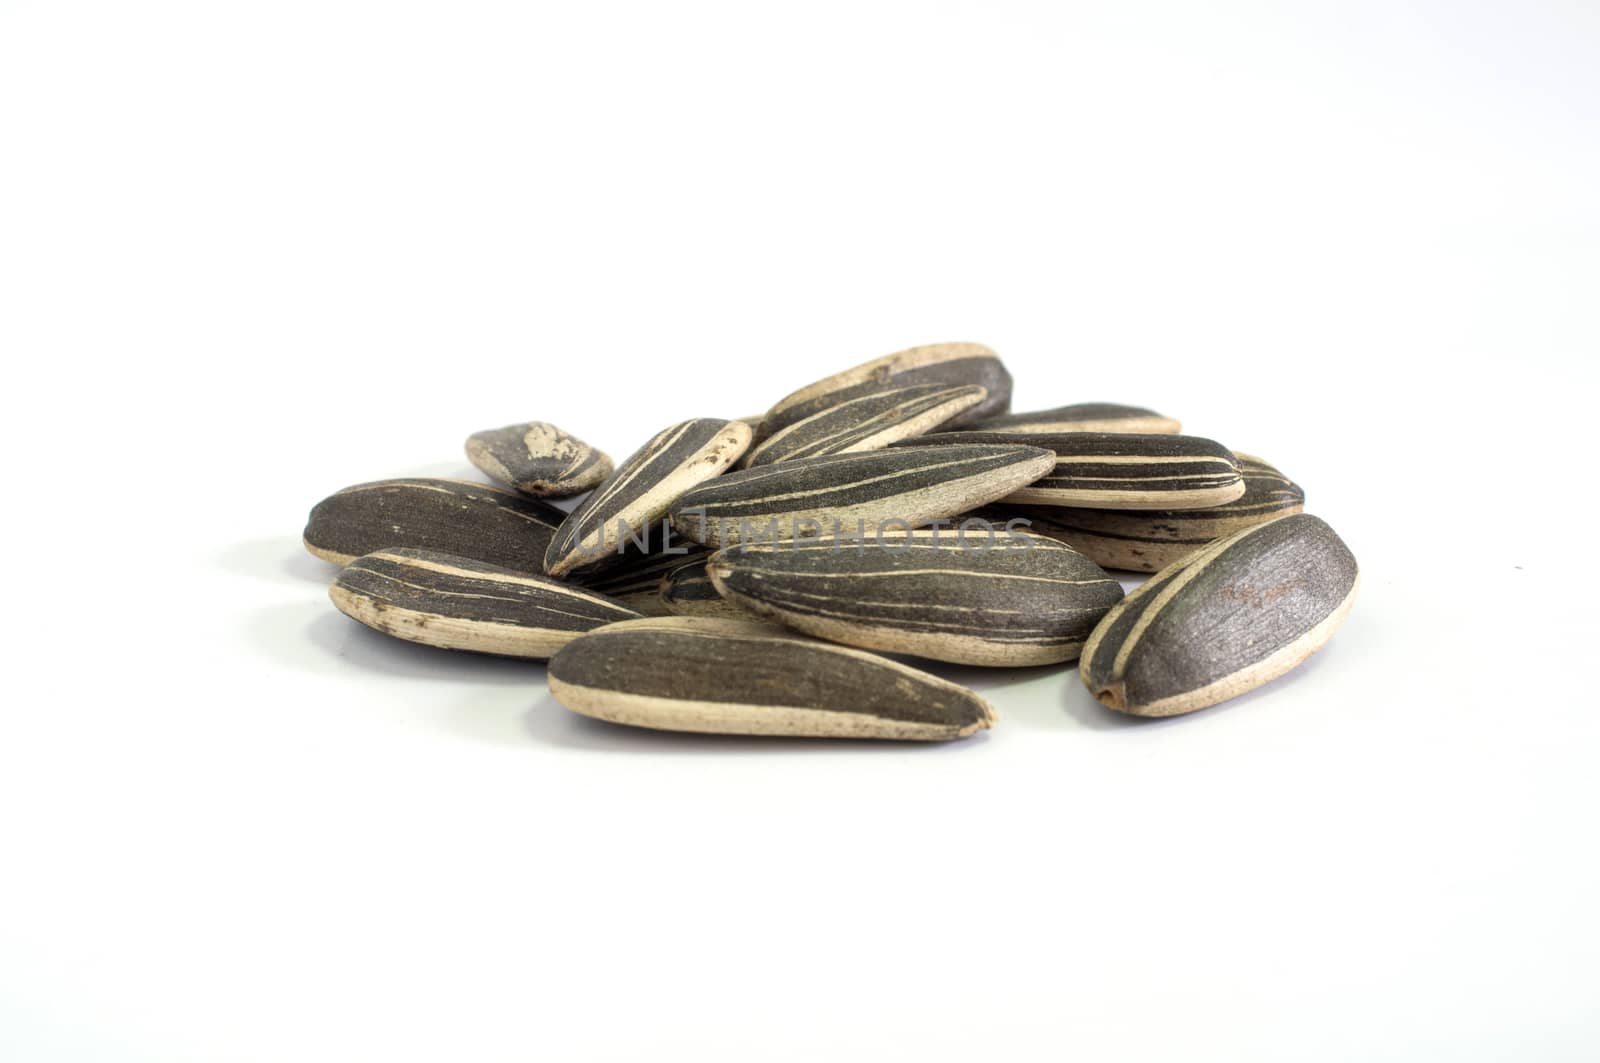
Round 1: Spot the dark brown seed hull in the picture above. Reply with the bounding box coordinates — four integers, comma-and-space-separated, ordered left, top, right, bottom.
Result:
464, 422, 613, 498
1004, 455, 1306, 572
743, 383, 986, 467
1079, 513, 1358, 717
545, 418, 751, 578
961, 402, 1181, 435
707, 530, 1124, 666
303, 478, 565, 572
669, 444, 1056, 548
758, 342, 1012, 439
329, 548, 642, 658
897, 431, 1244, 509
546, 617, 997, 740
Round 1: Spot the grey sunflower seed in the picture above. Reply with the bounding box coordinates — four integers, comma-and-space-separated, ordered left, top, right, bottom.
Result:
1079, 513, 1358, 717
669, 444, 1055, 548
707, 528, 1125, 666
758, 342, 1012, 439
544, 418, 752, 578
1006, 454, 1305, 572
303, 478, 565, 571
659, 557, 749, 619
546, 616, 996, 740
329, 548, 643, 658
464, 422, 613, 498
897, 431, 1244, 509
742, 383, 987, 467
961, 402, 1181, 435
575, 543, 712, 616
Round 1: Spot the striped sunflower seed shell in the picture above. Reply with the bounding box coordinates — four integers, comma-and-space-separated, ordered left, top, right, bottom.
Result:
546, 616, 997, 740
758, 342, 1012, 440
961, 402, 1181, 435
329, 548, 642, 658
1007, 454, 1305, 572
659, 557, 750, 619
464, 421, 613, 498
707, 529, 1125, 666
741, 383, 987, 467
575, 544, 712, 616
303, 478, 565, 571
668, 444, 1055, 548
544, 418, 752, 578
1079, 513, 1359, 717
897, 431, 1244, 509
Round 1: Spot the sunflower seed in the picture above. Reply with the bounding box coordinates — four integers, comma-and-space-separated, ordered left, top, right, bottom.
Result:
464, 422, 613, 498
303, 478, 565, 571
897, 431, 1243, 509
546, 616, 996, 740
669, 444, 1055, 548
759, 341, 1012, 439
1006, 454, 1305, 572
1080, 513, 1358, 717
544, 418, 752, 578
742, 383, 987, 467
707, 528, 1124, 666
329, 548, 643, 658
575, 544, 712, 616
659, 557, 749, 618
961, 402, 1181, 435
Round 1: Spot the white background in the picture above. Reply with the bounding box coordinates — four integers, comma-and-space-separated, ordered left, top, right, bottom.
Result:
2, 2, 1597, 1060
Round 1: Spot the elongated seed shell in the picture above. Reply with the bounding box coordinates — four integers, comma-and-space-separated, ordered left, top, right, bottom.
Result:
547, 616, 996, 740
464, 422, 613, 498
659, 557, 749, 618
329, 548, 643, 657
303, 478, 565, 571
669, 444, 1056, 548
707, 529, 1125, 666
759, 342, 1012, 439
576, 545, 712, 616
742, 383, 987, 467
544, 418, 752, 578
1080, 513, 1359, 717
961, 402, 1181, 435
1008, 454, 1305, 572
897, 431, 1244, 509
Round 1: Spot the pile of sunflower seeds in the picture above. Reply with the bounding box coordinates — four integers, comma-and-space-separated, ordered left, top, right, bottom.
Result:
304, 342, 1358, 741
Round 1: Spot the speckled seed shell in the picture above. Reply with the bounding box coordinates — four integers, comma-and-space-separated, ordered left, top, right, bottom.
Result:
707, 529, 1125, 666
1079, 513, 1359, 717
464, 422, 613, 498
303, 478, 565, 571
546, 616, 997, 740
329, 548, 643, 658
897, 431, 1244, 509
961, 402, 1181, 435
669, 444, 1056, 548
659, 557, 749, 619
544, 418, 752, 578
575, 545, 712, 617
742, 383, 987, 467
1009, 454, 1306, 572
758, 342, 1012, 439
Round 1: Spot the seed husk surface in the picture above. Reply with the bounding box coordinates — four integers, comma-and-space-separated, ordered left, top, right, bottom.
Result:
898, 431, 1244, 509
707, 529, 1125, 666
1079, 513, 1358, 717
545, 418, 752, 578
546, 616, 997, 740
464, 421, 613, 498
669, 444, 1055, 548
330, 548, 643, 658
962, 402, 1181, 435
303, 478, 565, 571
